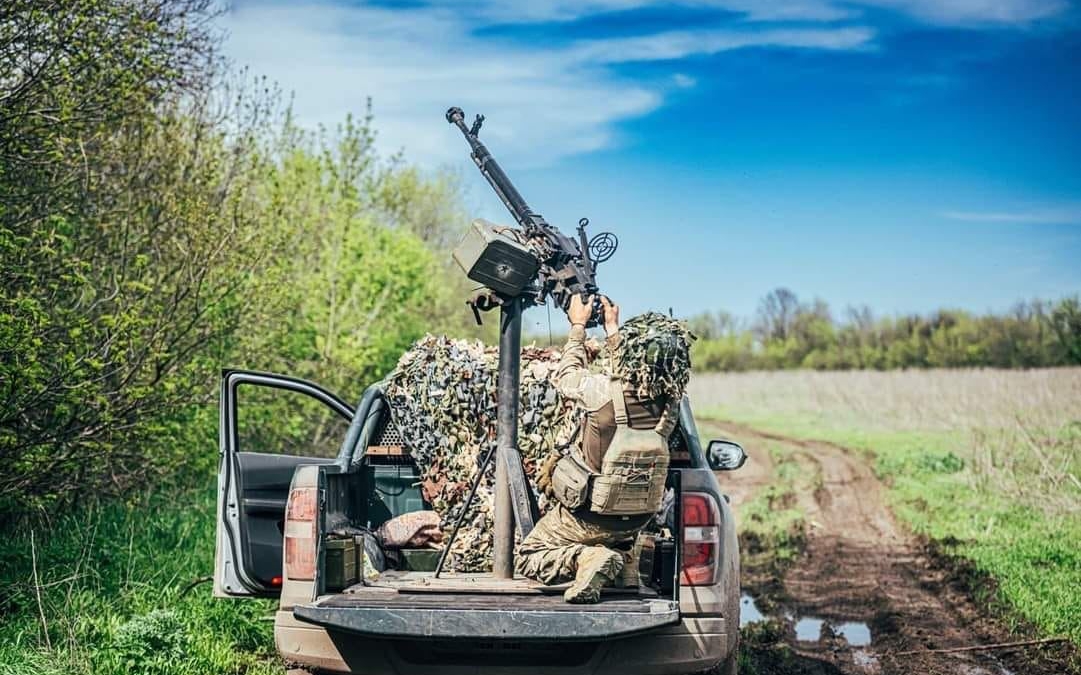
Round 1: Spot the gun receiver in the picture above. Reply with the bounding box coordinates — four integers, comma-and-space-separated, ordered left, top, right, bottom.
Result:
446, 106, 616, 327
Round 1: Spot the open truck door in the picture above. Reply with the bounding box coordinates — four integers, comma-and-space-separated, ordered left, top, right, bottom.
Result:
214, 370, 353, 598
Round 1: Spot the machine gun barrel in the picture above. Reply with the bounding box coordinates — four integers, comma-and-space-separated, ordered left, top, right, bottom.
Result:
447, 106, 615, 329
446, 107, 536, 232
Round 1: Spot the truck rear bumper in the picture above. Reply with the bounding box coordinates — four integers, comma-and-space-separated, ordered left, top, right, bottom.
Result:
276, 610, 729, 675
293, 592, 679, 641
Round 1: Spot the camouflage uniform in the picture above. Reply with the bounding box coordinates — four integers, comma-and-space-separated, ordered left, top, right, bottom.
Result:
516, 319, 684, 600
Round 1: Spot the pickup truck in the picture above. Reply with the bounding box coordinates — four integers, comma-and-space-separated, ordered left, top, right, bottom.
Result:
213, 369, 744, 675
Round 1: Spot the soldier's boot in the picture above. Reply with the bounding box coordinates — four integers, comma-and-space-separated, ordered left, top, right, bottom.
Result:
617, 554, 640, 589
564, 547, 623, 604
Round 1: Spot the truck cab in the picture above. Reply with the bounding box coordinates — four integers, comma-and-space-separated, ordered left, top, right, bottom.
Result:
214, 369, 743, 675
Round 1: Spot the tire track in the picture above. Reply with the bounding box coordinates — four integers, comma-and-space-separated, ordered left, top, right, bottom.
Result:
705, 420, 1071, 675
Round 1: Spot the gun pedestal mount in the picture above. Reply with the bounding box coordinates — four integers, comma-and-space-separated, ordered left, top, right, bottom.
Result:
493, 296, 521, 579
446, 106, 619, 576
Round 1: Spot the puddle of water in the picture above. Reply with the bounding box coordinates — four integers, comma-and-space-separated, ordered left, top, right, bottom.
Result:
837, 621, 872, 647
852, 648, 880, 673
959, 664, 1018, 675
992, 659, 1017, 675
740, 592, 873, 650
739, 593, 765, 626
795, 617, 824, 642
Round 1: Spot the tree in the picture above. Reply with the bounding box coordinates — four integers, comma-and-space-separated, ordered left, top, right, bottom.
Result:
754, 288, 800, 341
688, 291, 1079, 372
0, 1, 478, 516
1048, 297, 1081, 365
0, 0, 254, 511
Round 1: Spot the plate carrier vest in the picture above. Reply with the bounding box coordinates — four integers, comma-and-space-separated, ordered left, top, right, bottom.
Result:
551, 378, 671, 517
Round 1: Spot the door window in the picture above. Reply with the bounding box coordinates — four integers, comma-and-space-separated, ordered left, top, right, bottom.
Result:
236, 382, 351, 458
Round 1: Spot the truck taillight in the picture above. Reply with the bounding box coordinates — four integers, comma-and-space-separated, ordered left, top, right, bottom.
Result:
681, 492, 720, 586
284, 487, 317, 581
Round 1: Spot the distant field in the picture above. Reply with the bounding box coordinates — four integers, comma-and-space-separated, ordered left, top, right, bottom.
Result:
690, 367, 1081, 643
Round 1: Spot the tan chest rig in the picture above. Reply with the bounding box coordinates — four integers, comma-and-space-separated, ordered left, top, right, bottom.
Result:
551, 379, 671, 516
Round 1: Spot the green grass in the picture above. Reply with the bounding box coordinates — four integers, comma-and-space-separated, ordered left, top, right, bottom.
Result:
0, 487, 279, 675
704, 406, 1081, 645
734, 441, 812, 577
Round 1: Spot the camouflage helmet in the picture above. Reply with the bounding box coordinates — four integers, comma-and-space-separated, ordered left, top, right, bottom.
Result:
614, 312, 696, 401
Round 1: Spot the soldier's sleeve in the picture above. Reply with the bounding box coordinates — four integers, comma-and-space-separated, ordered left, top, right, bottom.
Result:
556, 326, 610, 410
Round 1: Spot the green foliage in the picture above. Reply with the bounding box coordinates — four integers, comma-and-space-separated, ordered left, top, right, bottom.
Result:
0, 2, 483, 517
1, 0, 271, 512
1, 3, 486, 667
234, 115, 480, 397
1049, 298, 1081, 364
690, 289, 1081, 371
0, 488, 279, 675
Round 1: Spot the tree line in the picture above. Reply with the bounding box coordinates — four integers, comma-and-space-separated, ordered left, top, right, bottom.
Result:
0, 0, 486, 517
689, 288, 1081, 371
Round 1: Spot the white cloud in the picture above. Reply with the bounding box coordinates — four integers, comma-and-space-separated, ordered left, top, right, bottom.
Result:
860, 0, 1068, 26
421, 0, 1065, 26
436, 0, 853, 24
222, 0, 1068, 167
567, 26, 873, 64
222, 2, 875, 166
941, 205, 1081, 224
223, 3, 658, 166
672, 73, 697, 88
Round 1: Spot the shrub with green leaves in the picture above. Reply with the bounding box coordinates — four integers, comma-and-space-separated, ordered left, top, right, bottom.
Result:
0, 1, 487, 518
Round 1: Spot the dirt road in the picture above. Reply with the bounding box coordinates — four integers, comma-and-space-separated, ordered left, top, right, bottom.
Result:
703, 421, 1074, 675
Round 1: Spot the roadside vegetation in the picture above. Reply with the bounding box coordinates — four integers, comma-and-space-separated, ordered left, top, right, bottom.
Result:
0, 489, 278, 675
0, 0, 486, 520
690, 368, 1081, 644
2, 1, 483, 672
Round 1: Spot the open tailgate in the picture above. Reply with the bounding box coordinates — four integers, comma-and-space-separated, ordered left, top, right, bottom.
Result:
293, 591, 679, 640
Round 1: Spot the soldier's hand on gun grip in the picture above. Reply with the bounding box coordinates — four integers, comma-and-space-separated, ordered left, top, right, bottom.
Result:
568, 294, 594, 326
600, 296, 620, 336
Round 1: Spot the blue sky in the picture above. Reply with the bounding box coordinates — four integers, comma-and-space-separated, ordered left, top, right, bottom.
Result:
223, 0, 1081, 324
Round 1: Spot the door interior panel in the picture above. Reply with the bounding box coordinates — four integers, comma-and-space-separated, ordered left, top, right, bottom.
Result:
218, 370, 354, 597
235, 452, 335, 588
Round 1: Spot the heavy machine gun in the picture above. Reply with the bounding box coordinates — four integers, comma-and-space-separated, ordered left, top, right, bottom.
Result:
446, 107, 617, 327
442, 107, 619, 580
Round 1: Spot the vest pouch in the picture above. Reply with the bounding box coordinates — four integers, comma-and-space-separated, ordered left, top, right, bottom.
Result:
551, 453, 594, 511
589, 428, 670, 516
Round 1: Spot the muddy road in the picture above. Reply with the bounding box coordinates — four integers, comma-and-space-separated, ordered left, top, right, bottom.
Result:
703, 421, 1075, 675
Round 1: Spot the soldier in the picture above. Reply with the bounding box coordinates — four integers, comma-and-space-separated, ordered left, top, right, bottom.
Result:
517, 295, 695, 603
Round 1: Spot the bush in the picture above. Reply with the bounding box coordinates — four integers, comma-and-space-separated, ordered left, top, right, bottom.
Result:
0, 2, 486, 518
689, 289, 1081, 372
0, 488, 280, 675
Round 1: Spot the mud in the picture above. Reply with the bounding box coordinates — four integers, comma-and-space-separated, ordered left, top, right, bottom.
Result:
704, 421, 1077, 675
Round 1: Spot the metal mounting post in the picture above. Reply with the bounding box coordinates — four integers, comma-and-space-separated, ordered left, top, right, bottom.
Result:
493, 297, 522, 579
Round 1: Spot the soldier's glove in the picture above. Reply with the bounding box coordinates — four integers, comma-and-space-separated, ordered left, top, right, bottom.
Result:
536, 450, 561, 498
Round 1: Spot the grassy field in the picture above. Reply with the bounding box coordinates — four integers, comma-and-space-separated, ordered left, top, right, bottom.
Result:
0, 488, 277, 675
690, 367, 1081, 643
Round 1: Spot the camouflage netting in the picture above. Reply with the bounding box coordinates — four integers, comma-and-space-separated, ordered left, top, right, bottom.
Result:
616, 312, 696, 401
385, 336, 586, 572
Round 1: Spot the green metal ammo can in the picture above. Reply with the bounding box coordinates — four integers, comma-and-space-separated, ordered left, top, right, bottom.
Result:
324, 538, 357, 591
